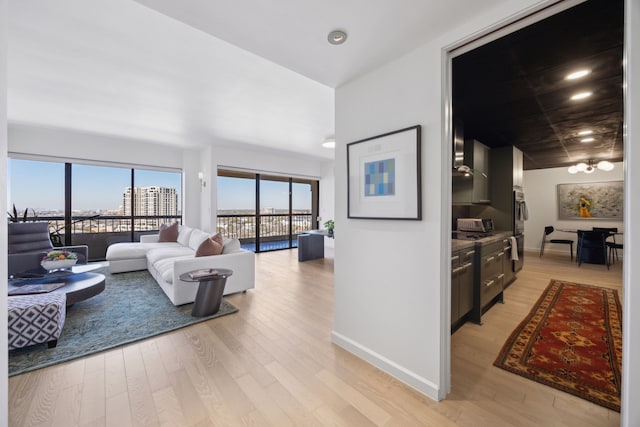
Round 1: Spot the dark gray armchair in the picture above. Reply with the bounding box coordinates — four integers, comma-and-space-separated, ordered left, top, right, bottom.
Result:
8, 222, 88, 276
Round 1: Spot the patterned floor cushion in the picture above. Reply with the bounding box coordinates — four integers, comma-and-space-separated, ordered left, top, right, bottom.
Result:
8, 293, 67, 350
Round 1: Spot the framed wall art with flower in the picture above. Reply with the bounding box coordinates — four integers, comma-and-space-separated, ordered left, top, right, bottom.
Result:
557, 181, 623, 220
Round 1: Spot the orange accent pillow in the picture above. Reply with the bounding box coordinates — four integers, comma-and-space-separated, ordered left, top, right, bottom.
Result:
158, 222, 179, 242
196, 234, 223, 257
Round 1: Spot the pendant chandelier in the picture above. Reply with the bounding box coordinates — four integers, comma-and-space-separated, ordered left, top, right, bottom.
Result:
568, 159, 614, 174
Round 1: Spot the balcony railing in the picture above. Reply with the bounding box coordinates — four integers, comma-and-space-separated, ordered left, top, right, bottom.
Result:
12, 213, 311, 260
216, 213, 313, 242
18, 215, 181, 261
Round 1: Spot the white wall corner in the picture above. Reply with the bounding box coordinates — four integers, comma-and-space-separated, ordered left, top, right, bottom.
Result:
201, 146, 215, 232
1, 0, 9, 424
181, 149, 201, 229
621, 0, 639, 425
331, 331, 440, 401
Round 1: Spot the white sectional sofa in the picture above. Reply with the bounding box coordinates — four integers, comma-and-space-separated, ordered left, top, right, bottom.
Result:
105, 226, 255, 306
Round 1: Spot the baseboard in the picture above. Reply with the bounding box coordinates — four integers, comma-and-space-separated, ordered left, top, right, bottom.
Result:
331, 331, 440, 401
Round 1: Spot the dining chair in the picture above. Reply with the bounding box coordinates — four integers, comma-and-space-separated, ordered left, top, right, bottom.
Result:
540, 226, 573, 261
577, 230, 609, 269
593, 227, 622, 264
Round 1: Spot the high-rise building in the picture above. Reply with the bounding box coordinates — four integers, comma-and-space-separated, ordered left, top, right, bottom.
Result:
123, 186, 178, 216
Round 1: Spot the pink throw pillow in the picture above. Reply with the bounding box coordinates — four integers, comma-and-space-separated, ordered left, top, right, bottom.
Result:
196, 234, 223, 257
158, 222, 179, 242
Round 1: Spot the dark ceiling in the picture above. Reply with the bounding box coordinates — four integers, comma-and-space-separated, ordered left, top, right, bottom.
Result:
452, 0, 623, 171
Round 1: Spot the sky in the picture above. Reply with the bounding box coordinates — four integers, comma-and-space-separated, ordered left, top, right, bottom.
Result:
216, 176, 311, 211
8, 159, 181, 212
8, 159, 312, 213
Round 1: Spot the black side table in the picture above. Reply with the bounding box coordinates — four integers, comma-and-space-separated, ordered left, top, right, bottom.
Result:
179, 268, 234, 317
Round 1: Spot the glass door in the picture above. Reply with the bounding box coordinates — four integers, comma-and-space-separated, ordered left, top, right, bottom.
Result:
258, 175, 291, 252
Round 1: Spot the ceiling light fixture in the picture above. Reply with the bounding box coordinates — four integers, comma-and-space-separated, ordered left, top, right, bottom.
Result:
570, 91, 592, 100
581, 137, 595, 143
578, 129, 593, 136
567, 159, 614, 174
321, 137, 335, 148
565, 69, 591, 80
328, 30, 347, 45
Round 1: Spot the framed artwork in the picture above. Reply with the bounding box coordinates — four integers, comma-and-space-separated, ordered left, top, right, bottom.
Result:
347, 125, 421, 220
557, 181, 623, 220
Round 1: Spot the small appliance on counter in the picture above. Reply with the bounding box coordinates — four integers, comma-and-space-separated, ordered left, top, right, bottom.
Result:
456, 218, 494, 233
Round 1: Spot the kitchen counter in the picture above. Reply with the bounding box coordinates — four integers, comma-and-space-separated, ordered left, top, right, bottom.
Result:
452, 230, 512, 247
451, 239, 476, 252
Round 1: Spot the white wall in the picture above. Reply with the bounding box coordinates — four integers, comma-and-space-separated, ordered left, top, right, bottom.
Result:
334, 41, 442, 398
1, 0, 9, 424
319, 160, 335, 248
334, 0, 639, 412
524, 163, 624, 255
8, 124, 186, 169
623, 0, 640, 425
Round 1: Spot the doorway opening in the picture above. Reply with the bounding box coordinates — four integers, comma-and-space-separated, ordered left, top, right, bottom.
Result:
446, 0, 624, 409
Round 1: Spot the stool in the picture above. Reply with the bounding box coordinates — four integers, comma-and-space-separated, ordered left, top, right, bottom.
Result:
8, 293, 66, 350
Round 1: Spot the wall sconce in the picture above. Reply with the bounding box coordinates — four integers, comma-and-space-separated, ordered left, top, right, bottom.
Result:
567, 159, 614, 174
198, 171, 207, 188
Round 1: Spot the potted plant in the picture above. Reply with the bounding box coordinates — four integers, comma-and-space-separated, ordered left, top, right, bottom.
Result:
7, 204, 37, 222
324, 219, 335, 238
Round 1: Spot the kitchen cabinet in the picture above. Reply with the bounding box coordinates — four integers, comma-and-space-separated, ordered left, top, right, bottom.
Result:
452, 139, 490, 205
451, 247, 475, 330
501, 237, 515, 286
471, 239, 504, 324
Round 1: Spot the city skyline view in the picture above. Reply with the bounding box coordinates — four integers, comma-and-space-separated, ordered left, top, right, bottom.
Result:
8, 159, 313, 215
8, 159, 182, 213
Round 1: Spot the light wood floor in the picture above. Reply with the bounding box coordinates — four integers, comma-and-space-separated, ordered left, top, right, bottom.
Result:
8, 249, 622, 426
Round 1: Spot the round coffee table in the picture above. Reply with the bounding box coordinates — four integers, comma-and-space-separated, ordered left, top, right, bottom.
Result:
54, 272, 106, 306
180, 268, 233, 317
8, 267, 106, 307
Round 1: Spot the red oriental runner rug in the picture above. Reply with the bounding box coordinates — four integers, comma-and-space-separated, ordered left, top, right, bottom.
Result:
494, 279, 622, 411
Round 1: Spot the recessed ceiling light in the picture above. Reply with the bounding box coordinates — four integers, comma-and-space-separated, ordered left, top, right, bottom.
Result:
581, 137, 595, 143
566, 69, 591, 80
322, 137, 335, 148
328, 30, 347, 45
571, 91, 592, 100
578, 130, 593, 136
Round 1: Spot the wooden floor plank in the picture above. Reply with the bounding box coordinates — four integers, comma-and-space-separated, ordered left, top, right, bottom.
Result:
7, 249, 622, 426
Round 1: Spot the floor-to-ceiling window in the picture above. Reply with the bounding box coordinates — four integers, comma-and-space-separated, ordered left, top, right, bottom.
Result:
217, 169, 317, 252
7, 157, 182, 260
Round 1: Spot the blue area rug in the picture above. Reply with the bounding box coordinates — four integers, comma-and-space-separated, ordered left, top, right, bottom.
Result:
8, 267, 238, 377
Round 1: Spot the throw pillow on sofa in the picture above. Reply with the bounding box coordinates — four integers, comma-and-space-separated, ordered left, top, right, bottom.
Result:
158, 222, 179, 242
196, 233, 224, 257
177, 225, 193, 246
188, 229, 211, 250
222, 237, 241, 254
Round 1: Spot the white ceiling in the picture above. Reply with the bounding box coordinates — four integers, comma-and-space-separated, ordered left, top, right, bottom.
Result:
8, 0, 508, 160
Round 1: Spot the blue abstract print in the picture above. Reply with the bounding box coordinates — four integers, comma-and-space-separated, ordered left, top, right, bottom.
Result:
364, 158, 395, 196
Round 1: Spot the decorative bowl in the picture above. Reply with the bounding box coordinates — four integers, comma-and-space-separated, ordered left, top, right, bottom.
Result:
41, 249, 78, 271
41, 258, 77, 271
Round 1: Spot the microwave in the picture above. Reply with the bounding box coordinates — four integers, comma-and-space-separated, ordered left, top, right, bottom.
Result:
457, 218, 494, 233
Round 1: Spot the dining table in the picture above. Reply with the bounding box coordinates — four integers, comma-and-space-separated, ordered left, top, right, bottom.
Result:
556, 228, 622, 266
